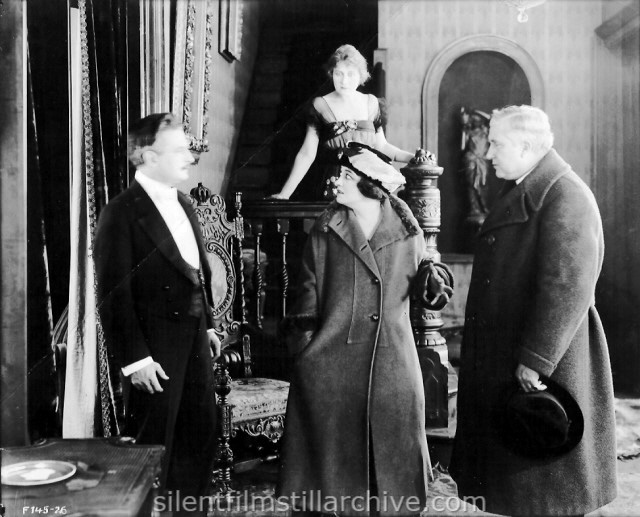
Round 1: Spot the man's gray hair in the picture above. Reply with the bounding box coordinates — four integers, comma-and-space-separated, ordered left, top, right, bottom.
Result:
491, 105, 554, 153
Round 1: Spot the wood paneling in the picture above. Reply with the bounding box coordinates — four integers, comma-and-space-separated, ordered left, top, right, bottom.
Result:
179, 0, 263, 195
594, 1, 640, 394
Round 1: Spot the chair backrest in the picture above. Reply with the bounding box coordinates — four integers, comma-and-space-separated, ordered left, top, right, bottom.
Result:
187, 183, 246, 350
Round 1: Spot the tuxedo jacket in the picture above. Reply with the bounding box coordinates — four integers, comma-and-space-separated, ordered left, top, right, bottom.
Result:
94, 180, 215, 376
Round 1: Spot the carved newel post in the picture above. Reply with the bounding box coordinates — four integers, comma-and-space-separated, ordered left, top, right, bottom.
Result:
401, 152, 450, 428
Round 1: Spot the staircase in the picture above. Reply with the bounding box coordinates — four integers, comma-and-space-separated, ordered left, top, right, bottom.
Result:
230, 0, 379, 200
232, 29, 291, 199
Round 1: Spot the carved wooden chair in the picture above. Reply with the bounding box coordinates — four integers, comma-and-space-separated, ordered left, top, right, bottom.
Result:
187, 183, 290, 496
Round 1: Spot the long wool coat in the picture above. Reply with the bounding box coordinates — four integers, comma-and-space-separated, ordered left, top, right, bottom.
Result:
277, 196, 431, 517
449, 150, 617, 516
94, 181, 217, 489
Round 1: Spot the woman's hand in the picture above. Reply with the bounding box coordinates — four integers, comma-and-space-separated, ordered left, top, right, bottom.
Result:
411, 259, 454, 311
266, 192, 290, 200
426, 263, 454, 308
275, 125, 319, 199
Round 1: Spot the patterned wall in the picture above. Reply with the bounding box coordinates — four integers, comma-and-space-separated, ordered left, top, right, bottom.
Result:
378, 0, 603, 183
179, 0, 262, 195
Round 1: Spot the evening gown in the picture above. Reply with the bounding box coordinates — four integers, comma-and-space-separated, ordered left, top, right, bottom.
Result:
302, 93, 386, 200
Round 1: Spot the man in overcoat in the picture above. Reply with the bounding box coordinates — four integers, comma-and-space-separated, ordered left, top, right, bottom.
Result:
95, 113, 220, 514
277, 143, 453, 516
450, 105, 617, 516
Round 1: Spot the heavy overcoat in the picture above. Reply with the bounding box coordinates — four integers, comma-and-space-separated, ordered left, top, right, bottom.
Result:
449, 150, 617, 516
94, 181, 217, 488
277, 196, 431, 517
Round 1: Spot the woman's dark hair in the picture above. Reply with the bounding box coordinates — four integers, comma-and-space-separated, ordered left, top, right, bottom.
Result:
128, 113, 182, 166
356, 174, 387, 201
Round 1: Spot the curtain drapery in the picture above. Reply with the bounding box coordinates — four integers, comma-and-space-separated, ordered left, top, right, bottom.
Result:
63, 0, 128, 438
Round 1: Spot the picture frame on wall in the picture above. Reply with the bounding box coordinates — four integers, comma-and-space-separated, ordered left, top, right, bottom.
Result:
172, 0, 215, 154
219, 0, 243, 62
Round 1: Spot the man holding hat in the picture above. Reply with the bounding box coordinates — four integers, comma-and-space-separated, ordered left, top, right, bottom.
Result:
278, 142, 452, 516
450, 106, 617, 516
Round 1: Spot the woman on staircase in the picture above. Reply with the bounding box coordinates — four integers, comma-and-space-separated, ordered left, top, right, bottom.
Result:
269, 44, 417, 201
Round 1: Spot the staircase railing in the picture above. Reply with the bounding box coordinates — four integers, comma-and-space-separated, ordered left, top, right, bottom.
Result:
237, 198, 328, 328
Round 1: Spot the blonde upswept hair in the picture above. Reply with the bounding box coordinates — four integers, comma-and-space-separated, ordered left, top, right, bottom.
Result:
325, 44, 370, 86
490, 105, 554, 154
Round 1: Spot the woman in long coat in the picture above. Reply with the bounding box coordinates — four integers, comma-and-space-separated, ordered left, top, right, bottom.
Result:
277, 143, 450, 516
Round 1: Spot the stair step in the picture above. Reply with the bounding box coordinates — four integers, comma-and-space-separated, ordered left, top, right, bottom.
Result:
233, 166, 271, 187
253, 74, 284, 92
249, 90, 282, 108
257, 32, 291, 51
232, 186, 270, 201
245, 108, 279, 125
255, 55, 288, 73
237, 145, 272, 166
240, 125, 276, 146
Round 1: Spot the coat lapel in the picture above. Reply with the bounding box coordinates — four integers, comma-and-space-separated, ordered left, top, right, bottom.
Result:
369, 198, 409, 253
132, 181, 200, 281
178, 192, 211, 279
326, 198, 412, 279
328, 208, 381, 279
480, 149, 572, 235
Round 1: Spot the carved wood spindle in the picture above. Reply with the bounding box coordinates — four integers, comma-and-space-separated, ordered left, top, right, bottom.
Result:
212, 361, 234, 502
252, 220, 264, 329
277, 218, 290, 319
241, 334, 252, 378
234, 192, 247, 325
401, 155, 450, 428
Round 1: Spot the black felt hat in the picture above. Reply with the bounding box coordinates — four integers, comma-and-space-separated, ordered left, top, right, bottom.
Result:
499, 377, 584, 458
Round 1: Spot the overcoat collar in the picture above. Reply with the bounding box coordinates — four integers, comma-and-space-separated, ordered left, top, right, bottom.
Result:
322, 195, 421, 278
480, 149, 572, 235
130, 180, 209, 282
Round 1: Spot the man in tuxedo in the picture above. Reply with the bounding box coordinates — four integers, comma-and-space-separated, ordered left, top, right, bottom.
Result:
95, 113, 220, 513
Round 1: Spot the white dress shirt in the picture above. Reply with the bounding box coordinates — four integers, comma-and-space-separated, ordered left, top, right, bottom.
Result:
135, 171, 200, 268
122, 172, 204, 377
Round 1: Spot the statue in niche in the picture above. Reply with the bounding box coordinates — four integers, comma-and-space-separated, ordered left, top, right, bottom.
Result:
460, 107, 491, 226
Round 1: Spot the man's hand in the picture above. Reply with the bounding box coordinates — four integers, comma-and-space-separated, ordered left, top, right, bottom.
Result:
208, 330, 221, 361
515, 363, 547, 392
131, 362, 169, 394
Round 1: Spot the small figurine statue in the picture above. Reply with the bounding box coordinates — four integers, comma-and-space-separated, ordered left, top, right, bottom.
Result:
460, 107, 491, 226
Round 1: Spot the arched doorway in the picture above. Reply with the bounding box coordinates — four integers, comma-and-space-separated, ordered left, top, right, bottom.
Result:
438, 51, 531, 253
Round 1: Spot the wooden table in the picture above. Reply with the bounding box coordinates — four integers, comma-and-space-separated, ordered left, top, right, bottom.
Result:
1, 438, 164, 517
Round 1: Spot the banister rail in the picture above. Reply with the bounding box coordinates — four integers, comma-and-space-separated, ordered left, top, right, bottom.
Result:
233, 198, 328, 328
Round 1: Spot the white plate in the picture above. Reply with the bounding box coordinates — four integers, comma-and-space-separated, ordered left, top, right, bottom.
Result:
1, 460, 77, 486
